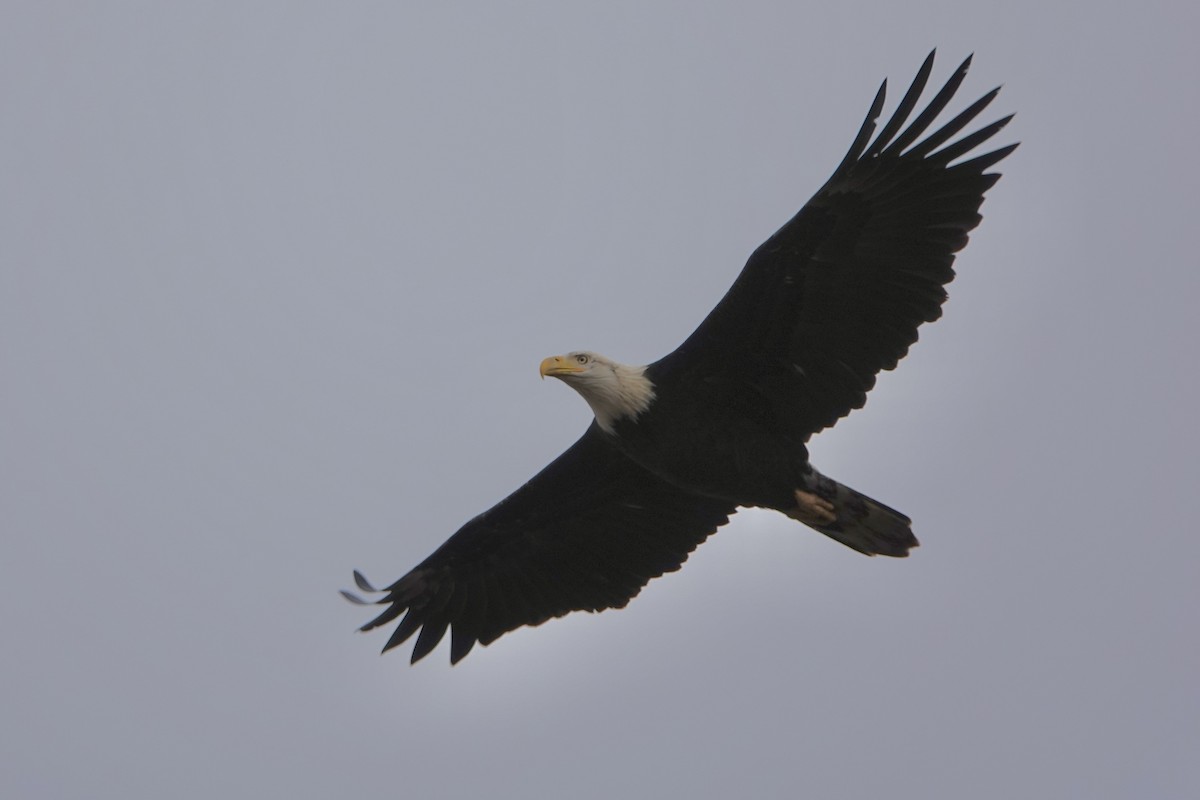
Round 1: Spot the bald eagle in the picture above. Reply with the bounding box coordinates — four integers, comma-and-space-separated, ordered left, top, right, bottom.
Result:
343, 51, 1016, 664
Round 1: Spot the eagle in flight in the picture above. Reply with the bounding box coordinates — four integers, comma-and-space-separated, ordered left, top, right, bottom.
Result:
343, 51, 1016, 664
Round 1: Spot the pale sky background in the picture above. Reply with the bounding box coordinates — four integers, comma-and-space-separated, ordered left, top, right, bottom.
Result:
3, 2, 1197, 798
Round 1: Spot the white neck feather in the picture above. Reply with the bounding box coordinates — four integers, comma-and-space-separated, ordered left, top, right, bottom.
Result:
574, 361, 656, 434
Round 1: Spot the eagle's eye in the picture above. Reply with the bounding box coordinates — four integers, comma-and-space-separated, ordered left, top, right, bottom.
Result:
576, 354, 589, 364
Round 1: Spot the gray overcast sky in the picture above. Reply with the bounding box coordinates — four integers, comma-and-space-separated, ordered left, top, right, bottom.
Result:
3, 2, 1197, 798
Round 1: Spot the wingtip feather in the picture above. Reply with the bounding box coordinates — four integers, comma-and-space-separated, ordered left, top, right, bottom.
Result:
353, 570, 376, 593
410, 621, 449, 664
340, 589, 369, 605
957, 52, 974, 76
450, 627, 477, 665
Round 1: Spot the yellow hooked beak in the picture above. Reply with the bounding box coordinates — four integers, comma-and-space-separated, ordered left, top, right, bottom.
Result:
539, 355, 584, 379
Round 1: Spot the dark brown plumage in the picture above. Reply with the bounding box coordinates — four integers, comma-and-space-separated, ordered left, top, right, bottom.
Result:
344, 51, 1016, 664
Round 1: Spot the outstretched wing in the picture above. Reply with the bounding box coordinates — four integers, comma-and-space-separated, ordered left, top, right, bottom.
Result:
345, 425, 735, 664
656, 51, 1017, 436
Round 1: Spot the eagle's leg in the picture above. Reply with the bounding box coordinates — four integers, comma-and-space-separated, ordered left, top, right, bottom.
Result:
787, 489, 837, 526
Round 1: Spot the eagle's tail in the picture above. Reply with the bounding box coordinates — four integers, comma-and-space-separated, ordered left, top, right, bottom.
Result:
791, 469, 919, 557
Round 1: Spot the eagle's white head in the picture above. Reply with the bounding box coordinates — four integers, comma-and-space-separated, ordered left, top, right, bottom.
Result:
539, 351, 655, 433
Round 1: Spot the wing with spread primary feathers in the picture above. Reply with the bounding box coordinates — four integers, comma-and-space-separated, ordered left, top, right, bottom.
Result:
657, 51, 1016, 436
344, 425, 735, 664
